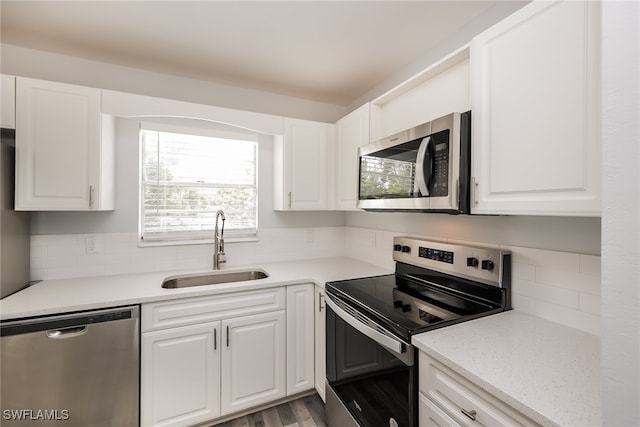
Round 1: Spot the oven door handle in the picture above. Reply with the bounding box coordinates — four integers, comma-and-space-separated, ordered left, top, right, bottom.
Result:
325, 295, 406, 357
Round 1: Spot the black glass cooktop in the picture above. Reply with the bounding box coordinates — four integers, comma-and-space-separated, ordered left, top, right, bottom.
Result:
326, 266, 504, 341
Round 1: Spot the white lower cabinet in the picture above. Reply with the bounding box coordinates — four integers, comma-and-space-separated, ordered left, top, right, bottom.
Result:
141, 288, 289, 427
221, 311, 286, 415
314, 285, 326, 401
419, 353, 540, 427
286, 284, 315, 396
142, 322, 221, 427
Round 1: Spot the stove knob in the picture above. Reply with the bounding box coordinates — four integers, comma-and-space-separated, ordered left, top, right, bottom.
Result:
393, 244, 402, 252
401, 246, 411, 253
401, 304, 412, 312
481, 260, 495, 271
466, 257, 479, 267
393, 300, 403, 308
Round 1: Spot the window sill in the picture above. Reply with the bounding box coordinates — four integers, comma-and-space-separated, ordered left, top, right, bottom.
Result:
138, 236, 258, 248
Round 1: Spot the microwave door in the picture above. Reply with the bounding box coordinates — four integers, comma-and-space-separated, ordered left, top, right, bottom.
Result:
414, 136, 432, 197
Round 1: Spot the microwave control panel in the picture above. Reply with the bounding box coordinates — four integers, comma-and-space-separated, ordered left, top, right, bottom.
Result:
429, 130, 449, 197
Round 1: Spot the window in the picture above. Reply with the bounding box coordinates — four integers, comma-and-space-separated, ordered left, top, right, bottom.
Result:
140, 122, 258, 243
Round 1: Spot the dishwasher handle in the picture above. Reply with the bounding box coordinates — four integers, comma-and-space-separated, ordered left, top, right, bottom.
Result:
1, 306, 139, 337
46, 326, 88, 339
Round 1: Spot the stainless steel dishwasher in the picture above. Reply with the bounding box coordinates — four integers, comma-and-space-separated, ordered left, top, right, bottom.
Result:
1, 305, 140, 426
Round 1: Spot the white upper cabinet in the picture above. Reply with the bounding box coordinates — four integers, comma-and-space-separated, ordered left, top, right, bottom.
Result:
1, 75, 16, 129
470, 0, 601, 216
274, 118, 331, 210
15, 77, 114, 211
334, 103, 369, 211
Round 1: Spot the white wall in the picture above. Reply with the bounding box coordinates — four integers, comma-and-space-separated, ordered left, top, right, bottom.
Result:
601, 1, 640, 425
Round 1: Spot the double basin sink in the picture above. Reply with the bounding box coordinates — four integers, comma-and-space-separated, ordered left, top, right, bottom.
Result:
162, 269, 269, 289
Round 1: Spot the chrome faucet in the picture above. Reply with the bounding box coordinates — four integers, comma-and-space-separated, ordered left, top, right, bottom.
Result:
213, 210, 226, 270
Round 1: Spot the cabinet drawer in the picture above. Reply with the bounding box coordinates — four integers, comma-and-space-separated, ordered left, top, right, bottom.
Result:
142, 288, 286, 332
419, 392, 461, 427
419, 353, 540, 427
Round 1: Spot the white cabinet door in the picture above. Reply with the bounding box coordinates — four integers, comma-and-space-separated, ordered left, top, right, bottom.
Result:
221, 310, 286, 415
335, 103, 369, 211
286, 283, 315, 395
287, 283, 315, 396
1, 75, 15, 129
470, 0, 601, 216
275, 118, 329, 210
15, 77, 114, 210
314, 286, 326, 401
141, 322, 221, 427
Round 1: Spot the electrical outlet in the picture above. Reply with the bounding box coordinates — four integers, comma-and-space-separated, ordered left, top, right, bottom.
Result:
85, 236, 101, 254
305, 229, 315, 243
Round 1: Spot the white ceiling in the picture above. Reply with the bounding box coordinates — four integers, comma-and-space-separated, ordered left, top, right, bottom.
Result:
1, 1, 504, 106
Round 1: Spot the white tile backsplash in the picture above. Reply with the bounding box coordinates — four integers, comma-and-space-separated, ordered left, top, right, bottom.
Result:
30, 227, 348, 281
30, 225, 602, 335
345, 228, 602, 336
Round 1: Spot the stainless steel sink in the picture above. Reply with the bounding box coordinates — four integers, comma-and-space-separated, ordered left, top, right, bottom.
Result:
161, 270, 269, 289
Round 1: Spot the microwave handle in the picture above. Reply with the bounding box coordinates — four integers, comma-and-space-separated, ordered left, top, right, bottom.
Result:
415, 136, 432, 196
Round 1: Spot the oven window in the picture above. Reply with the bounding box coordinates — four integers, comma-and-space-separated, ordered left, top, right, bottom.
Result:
334, 370, 410, 427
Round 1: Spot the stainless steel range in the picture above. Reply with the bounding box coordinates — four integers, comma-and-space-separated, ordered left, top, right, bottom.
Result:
325, 236, 511, 427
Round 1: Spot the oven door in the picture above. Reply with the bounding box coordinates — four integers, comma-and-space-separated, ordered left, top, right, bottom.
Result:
325, 293, 418, 427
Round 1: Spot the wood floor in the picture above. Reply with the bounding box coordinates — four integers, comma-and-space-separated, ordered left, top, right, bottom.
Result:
211, 394, 326, 427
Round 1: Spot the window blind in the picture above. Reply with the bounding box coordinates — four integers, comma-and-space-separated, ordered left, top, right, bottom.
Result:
140, 124, 258, 242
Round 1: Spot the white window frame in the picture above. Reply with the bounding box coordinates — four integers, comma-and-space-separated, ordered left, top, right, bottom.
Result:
139, 121, 259, 245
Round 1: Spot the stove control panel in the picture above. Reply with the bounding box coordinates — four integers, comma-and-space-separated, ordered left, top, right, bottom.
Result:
392, 236, 510, 288
418, 246, 454, 264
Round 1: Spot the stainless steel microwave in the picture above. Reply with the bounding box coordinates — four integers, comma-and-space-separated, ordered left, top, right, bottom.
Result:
358, 111, 471, 213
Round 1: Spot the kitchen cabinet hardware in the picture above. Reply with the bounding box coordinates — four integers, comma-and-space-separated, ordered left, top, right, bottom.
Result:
462, 408, 477, 421
89, 185, 94, 207
318, 292, 325, 312
226, 325, 229, 347
214, 328, 217, 350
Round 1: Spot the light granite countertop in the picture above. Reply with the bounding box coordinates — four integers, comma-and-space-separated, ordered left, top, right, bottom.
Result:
412, 310, 601, 427
0, 256, 392, 320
